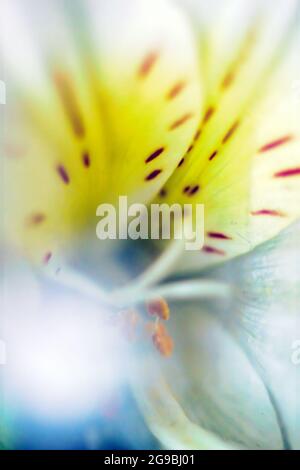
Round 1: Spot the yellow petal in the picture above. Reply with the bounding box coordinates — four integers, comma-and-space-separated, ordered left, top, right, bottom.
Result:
158, 2, 300, 271
2, 0, 202, 264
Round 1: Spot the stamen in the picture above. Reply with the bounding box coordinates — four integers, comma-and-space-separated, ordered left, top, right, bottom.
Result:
120, 280, 231, 305
152, 323, 174, 358
112, 237, 189, 305
49, 266, 113, 306
146, 297, 170, 321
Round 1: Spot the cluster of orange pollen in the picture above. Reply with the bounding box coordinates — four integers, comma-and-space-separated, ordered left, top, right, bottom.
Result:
116, 298, 174, 358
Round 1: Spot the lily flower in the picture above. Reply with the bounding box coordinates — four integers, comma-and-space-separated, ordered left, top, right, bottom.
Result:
1, 0, 300, 450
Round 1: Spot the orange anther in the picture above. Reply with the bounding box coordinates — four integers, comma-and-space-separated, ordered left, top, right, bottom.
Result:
152, 323, 174, 357
146, 298, 170, 321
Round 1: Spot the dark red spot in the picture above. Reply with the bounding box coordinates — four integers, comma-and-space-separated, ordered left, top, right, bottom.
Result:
159, 188, 167, 197
167, 81, 186, 100
170, 113, 193, 131
57, 165, 70, 184
251, 209, 285, 217
207, 231, 232, 240
138, 51, 159, 78
203, 245, 226, 256
82, 152, 90, 167
183, 185, 200, 196
189, 185, 200, 196
222, 121, 239, 144
54, 72, 85, 138
209, 150, 218, 161
259, 135, 293, 153
274, 167, 300, 178
145, 169, 162, 181
203, 107, 215, 124
145, 147, 165, 163
43, 252, 52, 265
187, 145, 194, 153
27, 213, 46, 226
178, 157, 185, 168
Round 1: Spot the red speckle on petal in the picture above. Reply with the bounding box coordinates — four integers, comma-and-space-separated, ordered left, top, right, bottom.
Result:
194, 129, 201, 141
189, 185, 200, 196
178, 157, 185, 168
209, 150, 218, 161
259, 135, 293, 153
145, 169, 162, 181
82, 152, 91, 167
167, 81, 186, 100
207, 231, 232, 240
274, 167, 300, 178
222, 121, 239, 144
138, 51, 159, 78
169, 113, 193, 131
27, 213, 46, 226
43, 252, 52, 265
57, 165, 70, 184
183, 185, 200, 196
251, 209, 286, 217
145, 148, 165, 163
222, 71, 235, 89
203, 107, 215, 124
203, 245, 226, 256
